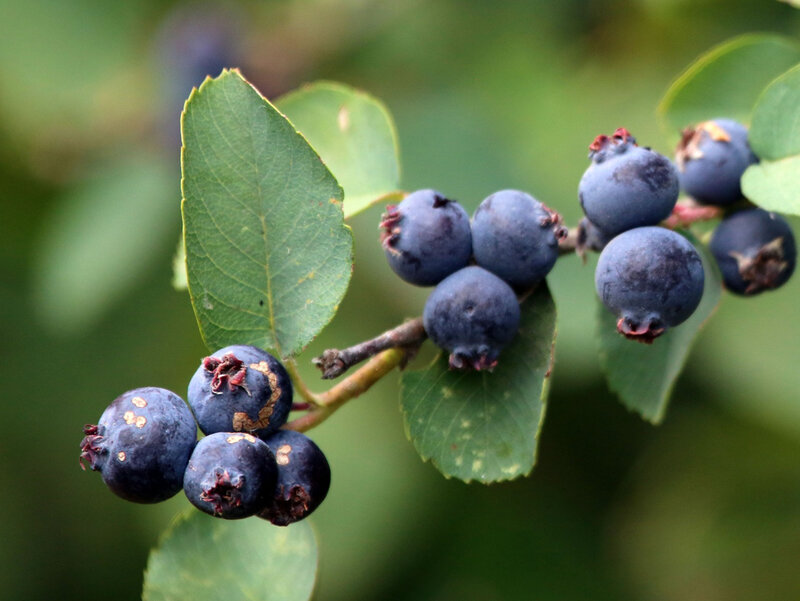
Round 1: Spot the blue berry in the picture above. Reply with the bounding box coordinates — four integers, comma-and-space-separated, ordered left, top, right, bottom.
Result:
595, 227, 704, 342
710, 208, 796, 295
423, 266, 520, 370
579, 128, 679, 238
675, 118, 758, 206
577, 217, 613, 254
380, 189, 472, 286
258, 430, 331, 526
80, 387, 197, 503
471, 189, 566, 289
188, 345, 293, 440
183, 432, 278, 519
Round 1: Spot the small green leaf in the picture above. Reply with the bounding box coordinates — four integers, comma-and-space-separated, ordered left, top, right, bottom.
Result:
400, 284, 556, 484
276, 81, 402, 218
142, 510, 317, 601
182, 70, 353, 357
32, 153, 177, 334
742, 156, 800, 215
659, 34, 800, 134
597, 235, 722, 424
749, 63, 800, 161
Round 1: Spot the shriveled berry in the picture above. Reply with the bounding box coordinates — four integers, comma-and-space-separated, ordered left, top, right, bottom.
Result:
595, 227, 705, 343
380, 189, 472, 286
80, 387, 197, 503
188, 345, 293, 440
423, 266, 520, 370
579, 128, 679, 237
710, 208, 796, 295
183, 432, 278, 519
675, 118, 758, 206
258, 430, 331, 526
471, 189, 566, 289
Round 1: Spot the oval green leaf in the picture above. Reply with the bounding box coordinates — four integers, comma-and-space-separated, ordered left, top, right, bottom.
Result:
597, 235, 722, 424
182, 70, 354, 357
276, 81, 402, 218
143, 510, 317, 601
749, 63, 800, 160
33, 153, 177, 334
659, 34, 800, 135
400, 284, 556, 484
742, 156, 800, 215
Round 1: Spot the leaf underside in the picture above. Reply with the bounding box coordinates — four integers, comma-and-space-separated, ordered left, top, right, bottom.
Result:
400, 283, 557, 484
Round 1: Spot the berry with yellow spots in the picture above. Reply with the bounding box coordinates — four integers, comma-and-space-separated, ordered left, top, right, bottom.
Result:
79, 387, 197, 503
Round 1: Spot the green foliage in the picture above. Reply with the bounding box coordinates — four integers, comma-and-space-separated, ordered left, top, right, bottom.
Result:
742, 63, 800, 215
276, 81, 402, 218
400, 284, 556, 483
143, 510, 317, 601
33, 153, 176, 334
181, 70, 353, 357
597, 236, 722, 423
659, 34, 800, 135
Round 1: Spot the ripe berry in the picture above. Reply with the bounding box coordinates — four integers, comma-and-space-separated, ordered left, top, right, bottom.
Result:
471, 189, 566, 289
183, 432, 278, 519
710, 208, 796, 295
258, 430, 331, 526
380, 189, 472, 286
675, 118, 758, 206
577, 217, 613, 254
79, 387, 197, 503
595, 227, 705, 343
579, 128, 679, 238
423, 266, 520, 370
188, 345, 293, 440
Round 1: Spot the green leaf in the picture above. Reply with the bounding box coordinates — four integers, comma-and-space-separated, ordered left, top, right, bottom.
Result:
400, 284, 556, 484
597, 235, 722, 424
659, 34, 800, 135
142, 510, 317, 601
32, 153, 177, 334
749, 63, 800, 160
276, 81, 402, 218
779, 0, 800, 7
742, 156, 800, 215
182, 70, 353, 357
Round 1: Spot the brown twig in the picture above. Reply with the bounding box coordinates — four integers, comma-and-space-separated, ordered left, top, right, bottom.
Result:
312, 317, 427, 379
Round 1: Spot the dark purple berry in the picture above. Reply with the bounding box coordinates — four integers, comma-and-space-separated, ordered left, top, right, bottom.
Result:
183, 432, 278, 519
579, 128, 679, 238
595, 227, 705, 343
710, 208, 796, 295
380, 189, 472, 286
80, 387, 197, 503
188, 345, 293, 440
423, 266, 520, 370
258, 430, 331, 526
471, 189, 566, 289
675, 118, 758, 206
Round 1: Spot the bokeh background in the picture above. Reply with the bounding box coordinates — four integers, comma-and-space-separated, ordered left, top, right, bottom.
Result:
2, 1, 800, 600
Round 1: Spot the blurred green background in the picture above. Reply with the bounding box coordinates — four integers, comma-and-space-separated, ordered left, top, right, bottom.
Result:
2, 1, 800, 599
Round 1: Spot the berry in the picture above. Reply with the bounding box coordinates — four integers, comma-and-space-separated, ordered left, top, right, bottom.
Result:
675, 118, 758, 206
595, 227, 705, 343
710, 208, 796, 295
188, 345, 293, 440
471, 189, 566, 289
79, 387, 197, 503
258, 430, 331, 526
423, 266, 520, 370
183, 432, 278, 519
577, 216, 613, 254
579, 128, 679, 237
380, 189, 472, 286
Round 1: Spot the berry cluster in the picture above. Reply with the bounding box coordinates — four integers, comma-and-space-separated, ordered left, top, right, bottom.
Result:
382, 120, 796, 358
381, 188, 566, 370
80, 345, 330, 525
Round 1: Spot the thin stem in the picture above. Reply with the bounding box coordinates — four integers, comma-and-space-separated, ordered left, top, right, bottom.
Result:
313, 318, 426, 379
284, 348, 407, 432
285, 358, 321, 405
